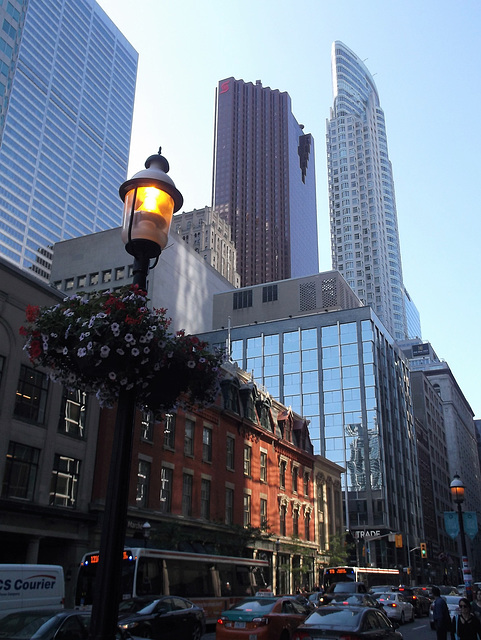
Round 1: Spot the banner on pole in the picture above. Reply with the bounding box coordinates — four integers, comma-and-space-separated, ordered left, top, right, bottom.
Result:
463, 512, 478, 540
444, 512, 459, 540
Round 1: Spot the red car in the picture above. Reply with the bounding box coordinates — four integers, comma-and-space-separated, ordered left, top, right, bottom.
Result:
216, 595, 309, 640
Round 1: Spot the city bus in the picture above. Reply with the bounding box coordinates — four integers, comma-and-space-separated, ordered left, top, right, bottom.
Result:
323, 566, 401, 590
76, 548, 270, 623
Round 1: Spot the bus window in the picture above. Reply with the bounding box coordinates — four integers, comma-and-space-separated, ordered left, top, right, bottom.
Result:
166, 560, 215, 598
137, 558, 163, 595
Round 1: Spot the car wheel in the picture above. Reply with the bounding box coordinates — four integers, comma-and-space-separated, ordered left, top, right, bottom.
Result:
192, 624, 202, 640
400, 611, 405, 624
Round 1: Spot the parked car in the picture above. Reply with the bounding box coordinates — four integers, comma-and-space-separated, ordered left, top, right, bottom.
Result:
394, 586, 424, 616
319, 581, 368, 605
216, 595, 309, 640
0, 609, 91, 640
117, 595, 205, 640
376, 592, 414, 624
118, 597, 163, 620
429, 595, 461, 629
411, 587, 431, 616
291, 605, 403, 640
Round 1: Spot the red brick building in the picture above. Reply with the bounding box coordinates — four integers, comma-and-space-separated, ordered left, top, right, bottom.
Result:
90, 362, 344, 593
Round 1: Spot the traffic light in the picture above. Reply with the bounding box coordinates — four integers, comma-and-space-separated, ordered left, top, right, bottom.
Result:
420, 542, 427, 558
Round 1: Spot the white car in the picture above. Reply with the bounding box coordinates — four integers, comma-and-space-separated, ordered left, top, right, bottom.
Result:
429, 595, 461, 629
376, 592, 415, 624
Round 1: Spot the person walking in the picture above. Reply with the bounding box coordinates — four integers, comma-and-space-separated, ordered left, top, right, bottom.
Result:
451, 598, 481, 640
471, 591, 481, 622
432, 586, 452, 640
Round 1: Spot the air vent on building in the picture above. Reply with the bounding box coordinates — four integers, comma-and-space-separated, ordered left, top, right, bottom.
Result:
321, 278, 337, 308
299, 281, 317, 311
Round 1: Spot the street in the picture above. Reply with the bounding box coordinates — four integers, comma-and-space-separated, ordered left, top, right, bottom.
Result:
201, 617, 435, 639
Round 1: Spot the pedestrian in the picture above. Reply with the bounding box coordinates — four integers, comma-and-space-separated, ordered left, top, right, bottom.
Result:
432, 586, 453, 640
472, 591, 481, 622
451, 598, 481, 640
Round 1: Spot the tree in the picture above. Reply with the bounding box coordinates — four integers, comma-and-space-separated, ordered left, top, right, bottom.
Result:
324, 532, 355, 567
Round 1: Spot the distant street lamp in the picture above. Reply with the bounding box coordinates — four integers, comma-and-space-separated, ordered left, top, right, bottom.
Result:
276, 538, 281, 595
89, 149, 183, 640
450, 474, 473, 601
142, 521, 151, 548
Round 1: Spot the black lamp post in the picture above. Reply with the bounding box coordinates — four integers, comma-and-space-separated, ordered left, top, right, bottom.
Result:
89, 149, 182, 640
275, 538, 281, 595
142, 521, 151, 549
450, 473, 473, 601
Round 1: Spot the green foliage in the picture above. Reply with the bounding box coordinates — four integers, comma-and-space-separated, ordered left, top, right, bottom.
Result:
324, 532, 355, 567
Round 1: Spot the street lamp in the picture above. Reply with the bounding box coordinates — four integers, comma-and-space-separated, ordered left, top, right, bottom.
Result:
275, 538, 281, 596
89, 149, 183, 640
142, 521, 151, 549
450, 473, 473, 601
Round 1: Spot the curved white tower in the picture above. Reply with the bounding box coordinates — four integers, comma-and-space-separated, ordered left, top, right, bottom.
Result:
327, 41, 407, 340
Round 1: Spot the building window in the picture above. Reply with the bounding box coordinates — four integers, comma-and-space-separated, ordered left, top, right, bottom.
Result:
233, 289, 252, 310
115, 267, 125, 280
262, 284, 278, 303
14, 365, 48, 424
77, 275, 86, 288
293, 509, 299, 537
225, 487, 234, 525
136, 460, 150, 507
182, 473, 193, 516
279, 460, 287, 489
184, 418, 195, 456
260, 452, 267, 483
202, 427, 212, 463
243, 445, 251, 477
226, 436, 235, 470
304, 472, 310, 497
58, 388, 87, 438
260, 498, 268, 530
89, 272, 99, 286
65, 278, 74, 290
201, 479, 211, 519
305, 513, 311, 541
163, 413, 175, 449
141, 410, 154, 441
243, 493, 251, 527
102, 270, 112, 283
49, 454, 80, 508
2, 441, 40, 500
160, 466, 172, 513
280, 504, 287, 536
292, 466, 298, 493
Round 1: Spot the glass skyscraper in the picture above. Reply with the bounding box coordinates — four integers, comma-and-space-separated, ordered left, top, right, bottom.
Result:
0, 0, 137, 280
201, 284, 423, 566
212, 77, 319, 287
327, 41, 407, 340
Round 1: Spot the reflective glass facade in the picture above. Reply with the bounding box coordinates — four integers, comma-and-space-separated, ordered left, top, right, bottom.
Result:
202, 305, 422, 564
212, 77, 319, 287
0, 0, 137, 279
327, 41, 407, 340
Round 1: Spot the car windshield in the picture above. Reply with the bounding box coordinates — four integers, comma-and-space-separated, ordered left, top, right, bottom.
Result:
229, 599, 276, 613
330, 595, 370, 605
330, 582, 358, 593
377, 594, 396, 602
0, 612, 60, 638
136, 600, 163, 615
304, 607, 362, 629
444, 596, 462, 605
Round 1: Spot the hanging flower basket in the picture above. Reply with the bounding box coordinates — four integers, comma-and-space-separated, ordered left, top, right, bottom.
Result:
19, 285, 224, 416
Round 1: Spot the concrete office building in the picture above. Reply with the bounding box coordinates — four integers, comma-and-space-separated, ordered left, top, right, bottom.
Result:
212, 77, 319, 287
399, 339, 481, 579
0, 0, 137, 280
327, 42, 408, 340
173, 206, 240, 287
201, 274, 423, 567
50, 227, 235, 335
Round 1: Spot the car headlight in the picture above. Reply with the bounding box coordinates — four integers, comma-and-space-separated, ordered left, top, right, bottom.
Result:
119, 622, 140, 630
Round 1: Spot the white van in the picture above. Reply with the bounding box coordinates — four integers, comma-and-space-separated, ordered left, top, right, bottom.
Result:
0, 564, 64, 615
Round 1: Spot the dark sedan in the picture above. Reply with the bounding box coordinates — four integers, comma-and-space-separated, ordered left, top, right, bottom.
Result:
291, 605, 403, 640
117, 595, 205, 640
0, 609, 91, 640
326, 593, 385, 610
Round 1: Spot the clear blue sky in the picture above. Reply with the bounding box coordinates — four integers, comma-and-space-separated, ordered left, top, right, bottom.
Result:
98, 0, 481, 418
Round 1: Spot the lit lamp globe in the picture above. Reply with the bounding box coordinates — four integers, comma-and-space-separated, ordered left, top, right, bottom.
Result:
119, 148, 183, 260
450, 474, 465, 504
